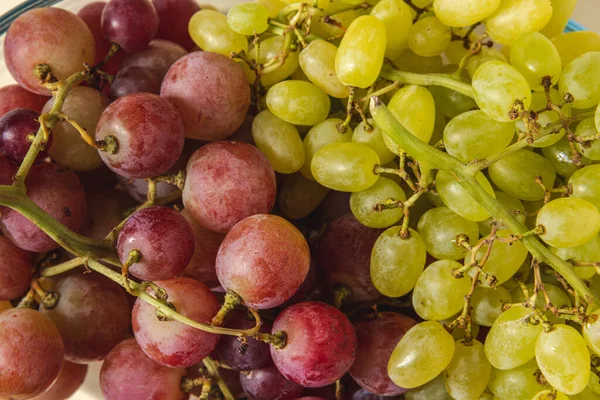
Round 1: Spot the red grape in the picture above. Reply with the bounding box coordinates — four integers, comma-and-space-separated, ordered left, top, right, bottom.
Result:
40, 272, 131, 363
161, 52, 250, 141
0, 85, 48, 118
239, 363, 304, 400
153, 0, 200, 50
0, 308, 64, 399
216, 214, 310, 309
294, 398, 328, 400
117, 206, 195, 281
4, 8, 95, 95
121, 39, 187, 79
110, 66, 162, 99
1, 162, 87, 252
349, 313, 417, 396
132, 277, 221, 368
100, 338, 185, 400
95, 92, 185, 179
351, 389, 402, 400
183, 141, 276, 233
0, 108, 47, 163
270, 301, 357, 387
0, 154, 16, 185
283, 259, 320, 306
101, 0, 159, 53
81, 188, 136, 240
0, 235, 33, 301
315, 215, 381, 303
32, 359, 88, 400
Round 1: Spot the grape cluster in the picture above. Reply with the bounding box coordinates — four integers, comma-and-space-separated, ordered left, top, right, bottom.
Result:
0, 0, 600, 399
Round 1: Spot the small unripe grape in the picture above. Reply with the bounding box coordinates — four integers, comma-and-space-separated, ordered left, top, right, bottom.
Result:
537, 197, 600, 248
484, 0, 553, 45
510, 32, 562, 91
227, 3, 269, 35
407, 16, 451, 57
436, 170, 496, 222
299, 40, 349, 98
266, 80, 330, 126
188, 9, 248, 56
350, 177, 406, 228
433, 0, 501, 27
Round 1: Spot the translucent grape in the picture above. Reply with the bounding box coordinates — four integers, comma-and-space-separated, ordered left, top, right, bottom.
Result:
101, 0, 159, 52
466, 47, 507, 78
394, 50, 444, 74
407, 16, 451, 57
248, 36, 300, 87
484, 0, 553, 45
488, 359, 549, 400
553, 31, 600, 67
583, 308, 600, 356
472, 61, 532, 122
471, 286, 512, 327
227, 3, 269, 35
299, 40, 349, 98
575, 118, 600, 160
540, 0, 577, 38
510, 32, 562, 91
570, 165, 600, 210
266, 80, 331, 126
279, 173, 330, 220
404, 374, 451, 400
370, 0, 413, 60
352, 120, 396, 165
428, 75, 478, 119
478, 191, 526, 236
433, 0, 501, 27
543, 136, 592, 178
370, 227, 427, 297
551, 235, 600, 280
300, 118, 352, 180
436, 169, 496, 222
511, 283, 572, 324
515, 90, 571, 148
388, 321, 455, 389
188, 9, 248, 56
537, 198, 600, 248
444, 340, 492, 400
153, 0, 200, 50
350, 177, 406, 228
559, 52, 600, 109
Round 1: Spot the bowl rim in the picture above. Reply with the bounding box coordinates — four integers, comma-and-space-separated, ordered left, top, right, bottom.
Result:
0, 0, 62, 34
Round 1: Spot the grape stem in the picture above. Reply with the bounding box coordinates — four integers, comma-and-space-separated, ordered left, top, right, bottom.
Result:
203, 357, 234, 400
378, 64, 474, 98
370, 96, 597, 307
39, 257, 85, 277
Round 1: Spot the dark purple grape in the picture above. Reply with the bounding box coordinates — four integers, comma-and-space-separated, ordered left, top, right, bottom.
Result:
351, 389, 402, 400
100, 338, 185, 400
95, 92, 185, 179
117, 206, 195, 281
0, 234, 33, 301
40, 272, 131, 363
1, 162, 87, 252
76, 164, 119, 194
109, 66, 162, 99
0, 85, 48, 118
117, 174, 177, 203
240, 363, 304, 400
0, 308, 64, 399
0, 154, 16, 185
121, 39, 187, 79
81, 188, 136, 240
153, 0, 200, 50
0, 108, 47, 163
101, 0, 159, 53
32, 359, 88, 400
270, 302, 357, 388
295, 398, 328, 400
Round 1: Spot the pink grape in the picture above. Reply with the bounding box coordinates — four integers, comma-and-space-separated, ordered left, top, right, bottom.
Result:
153, 0, 200, 50
0, 85, 48, 118
0, 235, 33, 301
239, 363, 304, 400
270, 301, 357, 387
101, 0, 159, 53
216, 214, 310, 309
161, 51, 251, 141
132, 277, 221, 368
32, 360, 88, 400
100, 338, 185, 400
0, 108, 47, 163
1, 162, 87, 252
183, 141, 276, 233
95, 92, 185, 179
0, 308, 64, 399
4, 8, 95, 95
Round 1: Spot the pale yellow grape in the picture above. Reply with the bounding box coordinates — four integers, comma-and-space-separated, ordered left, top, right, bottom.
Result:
279, 173, 330, 220
570, 165, 600, 210
429, 70, 478, 119
300, 118, 352, 180
597, 103, 600, 132
311, 142, 380, 192
412, 260, 471, 320
502, 258, 531, 291
471, 286, 512, 327
488, 359, 548, 400
478, 191, 526, 236
407, 16, 451, 57
394, 50, 444, 74
350, 177, 406, 228
311, 9, 360, 39
583, 309, 600, 357
560, 52, 600, 109
388, 321, 455, 389
553, 31, 600, 67
472, 61, 531, 122
466, 47, 507, 78
433, 0, 500, 27
247, 36, 299, 87
536, 324, 590, 395
335, 15, 387, 88
511, 283, 572, 324
352, 120, 396, 165
299, 40, 349, 98
405, 373, 451, 400
436, 170, 496, 222
484, 0, 553, 45
189, 10, 248, 56
510, 32, 562, 91
370, 227, 427, 297
227, 3, 269, 35
537, 197, 600, 248
532, 390, 570, 400
445, 40, 470, 66
540, 0, 577, 38
255, 0, 286, 18
251, 110, 304, 174
551, 235, 600, 280
444, 340, 491, 400
370, 0, 413, 60
574, 119, 600, 160
266, 80, 330, 126
484, 305, 543, 370
515, 90, 571, 148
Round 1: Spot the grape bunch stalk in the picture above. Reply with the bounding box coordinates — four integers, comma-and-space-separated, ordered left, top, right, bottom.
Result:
1, 0, 600, 400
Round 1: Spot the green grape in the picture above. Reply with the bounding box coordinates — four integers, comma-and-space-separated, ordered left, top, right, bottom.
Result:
597, 103, 600, 132
575, 119, 600, 160
407, 16, 451, 57
542, 136, 592, 178
466, 47, 507, 78
417, 206, 479, 260
383, 85, 435, 154
583, 308, 600, 357
370, 0, 413, 60
394, 49, 444, 74
350, 176, 406, 228
311, 142, 380, 192
429, 76, 478, 119
300, 118, 352, 180
502, 258, 531, 291
412, 259, 471, 320
536, 324, 590, 395
560, 52, 600, 109
335, 15, 387, 88
552, 31, 600, 67
227, 3, 269, 35
488, 359, 549, 400
467, 229, 529, 288
478, 191, 526, 236
405, 373, 451, 400
279, 173, 330, 220
189, 10, 248, 56
488, 149, 556, 201
537, 197, 600, 248
370, 227, 427, 297
388, 321, 456, 389
509, 32, 562, 91
472, 61, 532, 122
255, 0, 286, 18
429, 106, 447, 146
551, 235, 600, 280
484, 305, 543, 370
248, 36, 299, 87
570, 165, 600, 210
511, 283, 572, 324
515, 90, 571, 148
533, 391, 570, 400
433, 0, 500, 27
299, 40, 349, 98
266, 80, 330, 126
471, 286, 512, 327
484, 0, 553, 45
445, 40, 470, 66
540, 0, 577, 39
352, 120, 396, 165
443, 110, 514, 162
444, 340, 492, 400
436, 169, 496, 222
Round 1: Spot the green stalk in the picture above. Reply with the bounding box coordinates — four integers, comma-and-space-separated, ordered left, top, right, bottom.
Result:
379, 65, 474, 98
